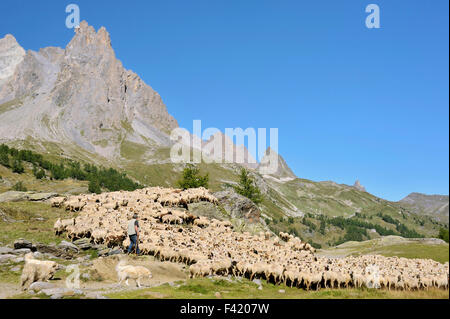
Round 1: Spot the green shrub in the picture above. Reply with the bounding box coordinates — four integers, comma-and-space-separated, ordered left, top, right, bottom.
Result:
11, 181, 27, 192
319, 219, 326, 235
12, 159, 24, 174
0, 144, 141, 192
334, 225, 367, 245
376, 212, 423, 238
32, 165, 45, 179
177, 164, 209, 189
35, 169, 45, 179
0, 152, 9, 167
88, 180, 102, 194
289, 227, 298, 237
309, 241, 322, 249
302, 217, 317, 231
377, 212, 398, 225
438, 228, 449, 243
233, 168, 262, 204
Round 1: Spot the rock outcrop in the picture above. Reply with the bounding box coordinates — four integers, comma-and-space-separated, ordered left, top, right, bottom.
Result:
214, 189, 261, 222
0, 21, 178, 159
0, 191, 58, 202
0, 34, 25, 86
353, 180, 366, 192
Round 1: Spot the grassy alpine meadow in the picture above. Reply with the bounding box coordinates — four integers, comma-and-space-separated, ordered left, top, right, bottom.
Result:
0, 195, 448, 300
317, 236, 449, 264
0, 163, 88, 194
371, 243, 449, 264
104, 277, 449, 299
0, 201, 72, 245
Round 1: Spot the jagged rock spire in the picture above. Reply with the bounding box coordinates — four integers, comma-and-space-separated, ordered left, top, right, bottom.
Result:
0, 21, 178, 159
0, 34, 25, 83
353, 179, 366, 192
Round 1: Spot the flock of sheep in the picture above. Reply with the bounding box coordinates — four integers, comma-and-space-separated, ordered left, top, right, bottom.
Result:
52, 187, 449, 291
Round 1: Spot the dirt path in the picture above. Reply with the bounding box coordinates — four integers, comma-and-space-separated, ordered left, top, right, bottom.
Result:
0, 282, 21, 299
80, 255, 188, 297
91, 255, 187, 283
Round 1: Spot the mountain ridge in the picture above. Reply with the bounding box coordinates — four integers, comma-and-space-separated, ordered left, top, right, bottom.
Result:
1, 22, 448, 248
0, 21, 178, 160
0, 21, 272, 174
399, 192, 449, 223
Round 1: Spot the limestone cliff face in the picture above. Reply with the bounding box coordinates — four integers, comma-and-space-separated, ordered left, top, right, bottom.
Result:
0, 21, 178, 158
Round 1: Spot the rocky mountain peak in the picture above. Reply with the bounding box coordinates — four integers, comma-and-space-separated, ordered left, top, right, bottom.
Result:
72, 21, 111, 46
97, 27, 111, 45
353, 180, 366, 192
0, 34, 21, 49
65, 21, 114, 63
0, 21, 178, 159
0, 34, 25, 83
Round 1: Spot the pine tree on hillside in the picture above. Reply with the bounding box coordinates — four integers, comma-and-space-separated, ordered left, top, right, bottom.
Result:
233, 168, 263, 204
438, 228, 449, 243
0, 152, 9, 167
177, 164, 209, 189
12, 159, 24, 174
34, 168, 46, 179
11, 181, 27, 191
88, 179, 102, 194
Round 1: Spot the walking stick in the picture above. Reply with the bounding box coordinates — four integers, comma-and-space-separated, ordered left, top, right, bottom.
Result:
134, 235, 139, 255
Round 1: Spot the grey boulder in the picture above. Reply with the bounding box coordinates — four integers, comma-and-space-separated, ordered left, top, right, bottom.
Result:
13, 239, 34, 250
214, 189, 261, 222
73, 238, 92, 250
0, 247, 13, 254
57, 240, 79, 253
12, 248, 32, 255
29, 281, 56, 293
41, 287, 83, 298
0, 254, 15, 263
27, 192, 58, 201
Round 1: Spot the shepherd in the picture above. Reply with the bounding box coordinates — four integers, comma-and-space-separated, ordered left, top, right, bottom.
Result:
127, 213, 141, 255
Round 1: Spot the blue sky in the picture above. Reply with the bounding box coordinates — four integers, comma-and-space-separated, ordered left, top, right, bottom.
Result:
1, 0, 448, 201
